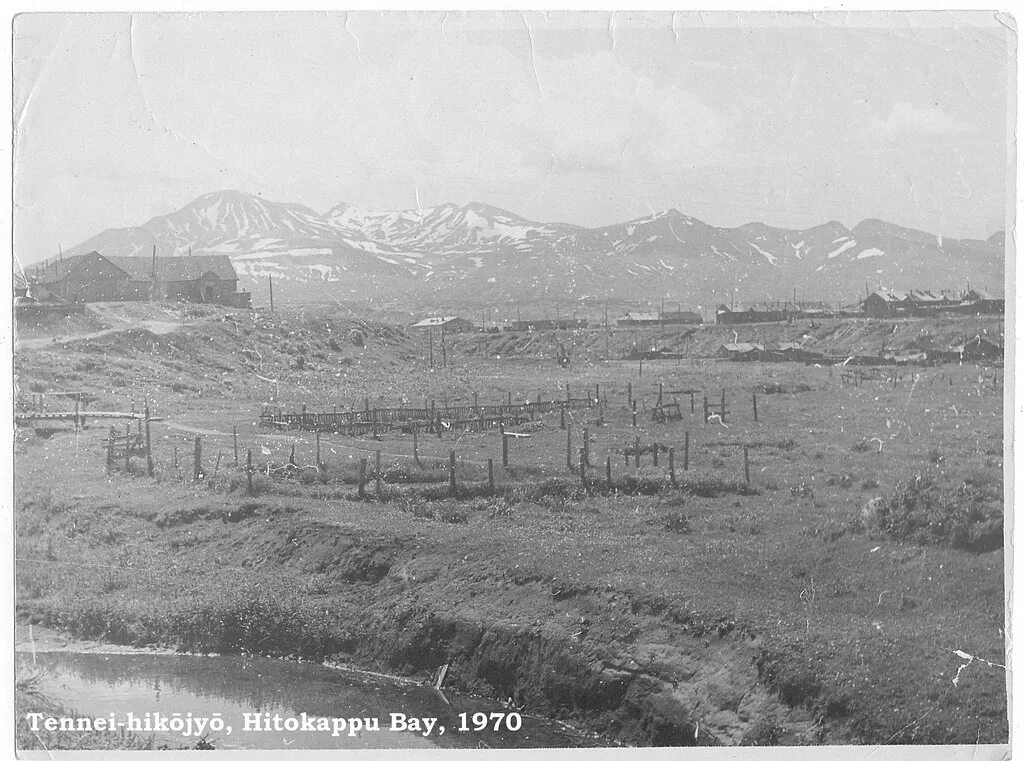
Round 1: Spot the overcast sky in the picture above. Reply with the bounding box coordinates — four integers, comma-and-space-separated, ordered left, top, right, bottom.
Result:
13, 11, 1014, 263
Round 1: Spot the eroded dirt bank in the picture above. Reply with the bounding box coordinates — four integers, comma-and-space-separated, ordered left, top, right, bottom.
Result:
21, 514, 816, 746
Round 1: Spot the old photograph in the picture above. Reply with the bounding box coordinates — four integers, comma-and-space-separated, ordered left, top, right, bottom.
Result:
11, 10, 1013, 754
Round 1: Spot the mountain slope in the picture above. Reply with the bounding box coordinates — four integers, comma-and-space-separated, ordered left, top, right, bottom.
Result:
65, 190, 1005, 308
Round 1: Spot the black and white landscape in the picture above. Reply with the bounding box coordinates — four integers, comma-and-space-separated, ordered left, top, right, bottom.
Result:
12, 11, 1014, 755
66, 190, 1004, 306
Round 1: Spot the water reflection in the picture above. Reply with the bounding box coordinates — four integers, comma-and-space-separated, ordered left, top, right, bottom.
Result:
16, 652, 601, 749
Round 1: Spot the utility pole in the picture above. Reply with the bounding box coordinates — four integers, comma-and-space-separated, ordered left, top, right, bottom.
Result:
269, 275, 274, 312
604, 300, 609, 330
428, 326, 434, 368
441, 328, 447, 368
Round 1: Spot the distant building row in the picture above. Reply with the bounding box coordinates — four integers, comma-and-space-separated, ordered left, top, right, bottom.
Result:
860, 288, 1004, 318
717, 334, 1003, 365
410, 311, 704, 333
714, 288, 1005, 324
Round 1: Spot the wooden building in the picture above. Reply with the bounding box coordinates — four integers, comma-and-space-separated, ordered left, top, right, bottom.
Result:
959, 288, 1005, 315
861, 290, 910, 318
29, 251, 250, 307
411, 316, 476, 333
660, 310, 704, 325
617, 312, 662, 327
505, 318, 587, 332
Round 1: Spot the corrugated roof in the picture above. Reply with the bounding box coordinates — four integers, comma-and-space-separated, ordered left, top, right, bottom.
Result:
965, 287, 1004, 301
105, 255, 238, 281
867, 289, 909, 303
411, 316, 463, 328
622, 312, 661, 321
31, 252, 238, 283
907, 289, 944, 303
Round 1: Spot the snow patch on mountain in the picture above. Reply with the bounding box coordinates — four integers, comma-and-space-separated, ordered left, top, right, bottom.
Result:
828, 239, 858, 259
856, 248, 885, 259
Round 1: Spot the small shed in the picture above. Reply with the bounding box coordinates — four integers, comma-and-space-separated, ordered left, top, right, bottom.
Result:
618, 312, 662, 327
411, 316, 475, 334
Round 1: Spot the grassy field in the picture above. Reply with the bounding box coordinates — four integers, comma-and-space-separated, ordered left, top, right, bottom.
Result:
13, 303, 1008, 746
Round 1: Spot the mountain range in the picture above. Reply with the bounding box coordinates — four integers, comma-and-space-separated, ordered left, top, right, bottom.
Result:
65, 190, 1005, 309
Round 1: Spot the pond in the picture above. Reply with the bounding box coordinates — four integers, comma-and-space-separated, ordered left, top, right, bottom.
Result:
16, 651, 604, 750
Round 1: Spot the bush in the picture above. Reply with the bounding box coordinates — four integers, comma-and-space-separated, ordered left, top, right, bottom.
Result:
664, 512, 692, 534
791, 483, 815, 499
860, 475, 1003, 552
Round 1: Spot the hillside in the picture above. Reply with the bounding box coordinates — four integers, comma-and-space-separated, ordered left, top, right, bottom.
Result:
62, 191, 1005, 308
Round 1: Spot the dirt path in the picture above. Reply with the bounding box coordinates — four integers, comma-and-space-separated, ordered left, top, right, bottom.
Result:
15, 317, 182, 351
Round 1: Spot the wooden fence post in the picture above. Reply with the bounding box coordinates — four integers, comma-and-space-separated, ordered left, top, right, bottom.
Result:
500, 424, 509, 467
214, 451, 222, 477
632, 409, 637, 427
752, 392, 758, 422
579, 448, 587, 484
315, 430, 322, 468
744, 445, 751, 484
413, 423, 420, 466
634, 436, 641, 469
488, 459, 495, 493
669, 446, 676, 485
358, 457, 367, 499
233, 425, 239, 467
606, 456, 612, 488
144, 405, 153, 477
566, 428, 573, 471
560, 407, 566, 430
627, 382, 632, 405
375, 450, 383, 501
652, 443, 659, 467
582, 427, 589, 466
173, 446, 178, 471
193, 435, 202, 481
124, 423, 131, 473
246, 449, 254, 495
106, 427, 115, 473
721, 388, 727, 423
436, 411, 443, 439
684, 431, 690, 471
703, 395, 708, 424
448, 450, 457, 495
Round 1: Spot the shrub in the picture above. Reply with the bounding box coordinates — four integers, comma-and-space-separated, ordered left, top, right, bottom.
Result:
664, 512, 692, 534
860, 475, 1003, 552
791, 483, 815, 499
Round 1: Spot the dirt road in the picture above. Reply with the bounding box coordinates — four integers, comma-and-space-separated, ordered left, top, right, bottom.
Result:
15, 313, 182, 351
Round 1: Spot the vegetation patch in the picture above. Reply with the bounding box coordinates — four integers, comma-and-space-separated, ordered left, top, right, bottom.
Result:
858, 473, 1003, 552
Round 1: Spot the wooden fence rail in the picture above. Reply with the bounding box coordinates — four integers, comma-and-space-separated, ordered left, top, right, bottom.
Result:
258, 397, 600, 435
